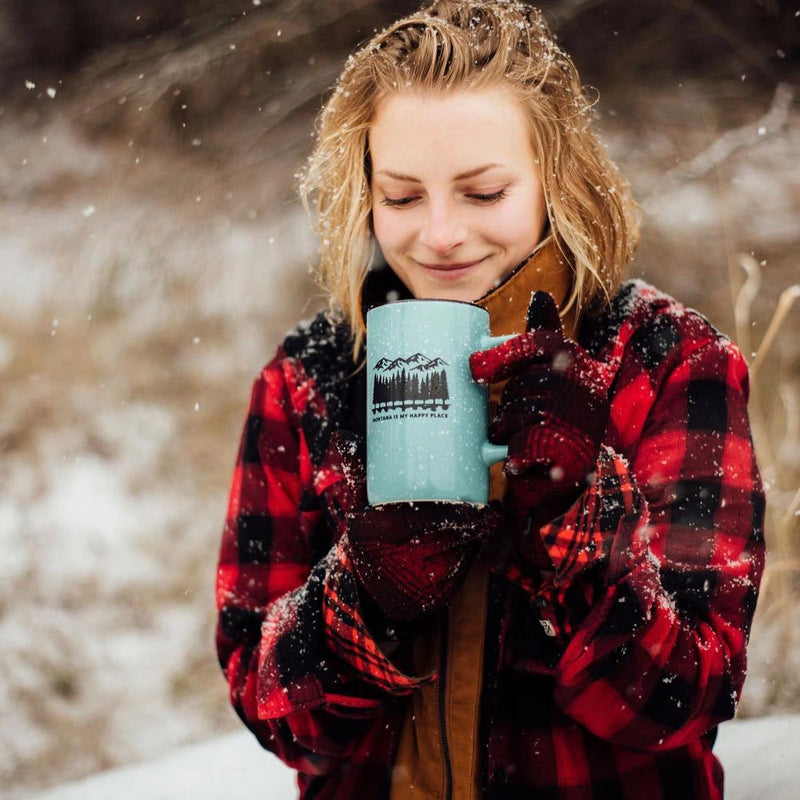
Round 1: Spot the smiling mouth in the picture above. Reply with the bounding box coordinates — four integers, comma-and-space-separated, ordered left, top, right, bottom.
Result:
417, 257, 485, 272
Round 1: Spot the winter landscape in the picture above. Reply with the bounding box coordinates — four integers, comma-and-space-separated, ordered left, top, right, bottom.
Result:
0, 1, 798, 797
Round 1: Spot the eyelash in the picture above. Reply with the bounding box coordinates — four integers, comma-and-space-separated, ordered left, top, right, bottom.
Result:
379, 188, 508, 207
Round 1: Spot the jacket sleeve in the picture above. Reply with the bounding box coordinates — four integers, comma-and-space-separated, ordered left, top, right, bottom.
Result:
505, 332, 765, 751
215, 351, 433, 775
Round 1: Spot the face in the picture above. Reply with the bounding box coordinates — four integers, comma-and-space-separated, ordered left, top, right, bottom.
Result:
368, 86, 548, 302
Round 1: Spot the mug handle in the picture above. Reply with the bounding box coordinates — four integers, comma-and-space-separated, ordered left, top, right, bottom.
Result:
475, 334, 517, 466
482, 441, 508, 467
478, 333, 516, 350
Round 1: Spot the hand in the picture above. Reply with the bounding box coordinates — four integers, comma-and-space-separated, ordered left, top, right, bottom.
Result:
316, 432, 502, 622
347, 501, 502, 622
469, 292, 613, 536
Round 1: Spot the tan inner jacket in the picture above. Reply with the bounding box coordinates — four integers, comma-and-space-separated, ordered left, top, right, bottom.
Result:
389, 236, 576, 800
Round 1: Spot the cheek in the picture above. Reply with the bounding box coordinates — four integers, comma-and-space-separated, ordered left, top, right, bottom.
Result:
494, 188, 546, 245
488, 205, 540, 246
371, 209, 400, 251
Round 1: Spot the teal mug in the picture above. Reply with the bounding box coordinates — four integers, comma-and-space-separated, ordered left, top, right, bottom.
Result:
366, 299, 512, 505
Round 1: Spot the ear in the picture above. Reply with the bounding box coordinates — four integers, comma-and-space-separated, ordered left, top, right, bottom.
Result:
525, 291, 562, 333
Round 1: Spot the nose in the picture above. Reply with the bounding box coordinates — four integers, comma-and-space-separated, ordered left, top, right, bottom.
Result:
418, 197, 467, 257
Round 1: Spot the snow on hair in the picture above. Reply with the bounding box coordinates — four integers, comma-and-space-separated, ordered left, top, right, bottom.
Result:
297, 0, 641, 357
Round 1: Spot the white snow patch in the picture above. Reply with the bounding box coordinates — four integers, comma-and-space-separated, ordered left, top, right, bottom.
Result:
28, 715, 800, 800
31, 732, 298, 800
27, 455, 166, 592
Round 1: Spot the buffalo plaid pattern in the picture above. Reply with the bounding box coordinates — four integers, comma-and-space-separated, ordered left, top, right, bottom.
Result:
216, 280, 765, 799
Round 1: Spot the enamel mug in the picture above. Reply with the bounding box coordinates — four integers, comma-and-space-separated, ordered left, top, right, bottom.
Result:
366, 299, 511, 505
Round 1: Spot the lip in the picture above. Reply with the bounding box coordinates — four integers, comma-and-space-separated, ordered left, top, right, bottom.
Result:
415, 257, 486, 274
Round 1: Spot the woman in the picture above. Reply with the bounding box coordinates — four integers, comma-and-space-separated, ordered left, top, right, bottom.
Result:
215, 2, 765, 798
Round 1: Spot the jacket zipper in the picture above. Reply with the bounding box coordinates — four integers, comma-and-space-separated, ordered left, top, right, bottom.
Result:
438, 611, 453, 800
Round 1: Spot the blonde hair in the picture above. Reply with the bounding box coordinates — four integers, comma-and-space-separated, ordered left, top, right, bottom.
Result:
298, 0, 641, 354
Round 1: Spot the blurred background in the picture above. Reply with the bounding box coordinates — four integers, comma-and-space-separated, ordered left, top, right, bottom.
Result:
0, 1, 798, 796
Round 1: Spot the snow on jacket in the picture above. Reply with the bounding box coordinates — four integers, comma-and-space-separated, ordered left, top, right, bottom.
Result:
215, 243, 765, 800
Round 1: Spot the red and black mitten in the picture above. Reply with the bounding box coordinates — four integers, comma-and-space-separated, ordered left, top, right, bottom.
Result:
317, 432, 502, 623
469, 292, 613, 562
346, 501, 502, 622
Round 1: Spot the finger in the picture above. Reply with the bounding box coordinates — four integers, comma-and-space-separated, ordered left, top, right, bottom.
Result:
502, 431, 555, 476
330, 432, 367, 504
526, 291, 563, 333
329, 430, 365, 463
504, 424, 597, 482
487, 374, 553, 443
469, 330, 564, 384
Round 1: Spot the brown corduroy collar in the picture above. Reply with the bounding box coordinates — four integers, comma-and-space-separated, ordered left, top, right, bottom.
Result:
474, 235, 577, 338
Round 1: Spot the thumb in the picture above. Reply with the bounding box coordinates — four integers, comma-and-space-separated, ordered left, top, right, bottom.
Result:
321, 430, 366, 502
326, 430, 365, 473
525, 291, 562, 333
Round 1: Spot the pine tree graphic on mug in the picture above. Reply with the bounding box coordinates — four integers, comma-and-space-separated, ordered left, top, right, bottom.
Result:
372, 353, 450, 412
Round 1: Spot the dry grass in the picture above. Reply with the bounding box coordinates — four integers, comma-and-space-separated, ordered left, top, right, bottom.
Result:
734, 261, 800, 715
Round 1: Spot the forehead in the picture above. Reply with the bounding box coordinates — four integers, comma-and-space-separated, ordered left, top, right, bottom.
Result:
368, 86, 534, 175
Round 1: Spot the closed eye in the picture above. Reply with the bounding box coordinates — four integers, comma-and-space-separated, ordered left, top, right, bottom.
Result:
467, 189, 507, 203
379, 188, 508, 208
379, 196, 419, 207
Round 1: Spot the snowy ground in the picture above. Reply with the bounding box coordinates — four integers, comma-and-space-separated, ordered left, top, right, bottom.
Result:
1, 63, 798, 798
29, 715, 800, 800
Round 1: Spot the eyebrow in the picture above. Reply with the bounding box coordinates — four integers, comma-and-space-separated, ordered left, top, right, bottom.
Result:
375, 163, 504, 183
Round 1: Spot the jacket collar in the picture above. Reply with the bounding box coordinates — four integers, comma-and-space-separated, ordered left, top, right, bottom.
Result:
474, 234, 577, 338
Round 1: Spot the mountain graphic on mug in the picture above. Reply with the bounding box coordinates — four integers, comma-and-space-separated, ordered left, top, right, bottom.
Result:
372, 353, 450, 412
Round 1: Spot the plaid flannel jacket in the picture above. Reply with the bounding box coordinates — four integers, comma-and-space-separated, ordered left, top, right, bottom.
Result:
215, 279, 765, 799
